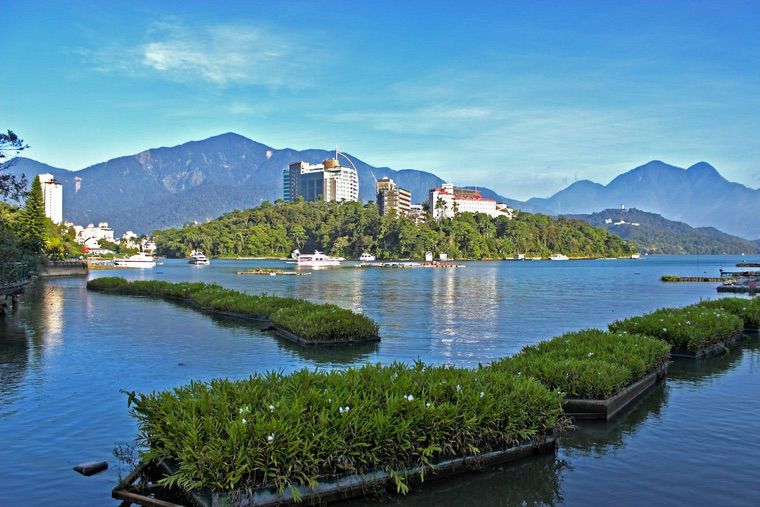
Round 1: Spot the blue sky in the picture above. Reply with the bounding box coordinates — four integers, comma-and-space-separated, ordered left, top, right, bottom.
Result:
3, 0, 760, 199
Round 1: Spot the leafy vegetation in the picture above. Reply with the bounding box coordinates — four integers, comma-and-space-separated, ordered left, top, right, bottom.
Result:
693, 298, 760, 330
492, 329, 671, 399
86, 278, 379, 343
153, 200, 636, 260
128, 361, 564, 495
609, 305, 743, 351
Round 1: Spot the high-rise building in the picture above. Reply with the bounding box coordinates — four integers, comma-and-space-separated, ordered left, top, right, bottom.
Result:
37, 173, 63, 224
283, 158, 359, 203
376, 177, 411, 217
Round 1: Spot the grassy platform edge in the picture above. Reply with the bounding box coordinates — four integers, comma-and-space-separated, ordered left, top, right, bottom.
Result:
670, 330, 743, 358
86, 278, 380, 345
562, 362, 669, 420
114, 435, 557, 507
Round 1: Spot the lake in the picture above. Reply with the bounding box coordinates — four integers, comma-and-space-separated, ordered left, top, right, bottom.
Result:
1, 255, 758, 505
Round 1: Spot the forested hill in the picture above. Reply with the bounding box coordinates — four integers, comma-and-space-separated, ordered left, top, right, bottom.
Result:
566, 208, 759, 255
153, 201, 636, 260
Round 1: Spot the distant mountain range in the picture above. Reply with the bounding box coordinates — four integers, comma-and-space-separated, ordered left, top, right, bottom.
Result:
3, 134, 758, 239
2, 133, 457, 233
567, 208, 759, 255
521, 160, 760, 239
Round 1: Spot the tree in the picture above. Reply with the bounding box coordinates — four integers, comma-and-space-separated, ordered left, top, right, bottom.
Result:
18, 176, 46, 253
0, 130, 30, 199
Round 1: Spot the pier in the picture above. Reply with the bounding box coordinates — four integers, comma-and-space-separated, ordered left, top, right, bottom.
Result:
0, 262, 34, 317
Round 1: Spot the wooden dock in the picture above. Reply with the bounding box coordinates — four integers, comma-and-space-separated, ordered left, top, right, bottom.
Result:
660, 275, 721, 282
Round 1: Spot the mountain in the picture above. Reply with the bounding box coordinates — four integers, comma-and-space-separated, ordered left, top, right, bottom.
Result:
567, 208, 760, 255
5, 133, 515, 234
523, 160, 760, 239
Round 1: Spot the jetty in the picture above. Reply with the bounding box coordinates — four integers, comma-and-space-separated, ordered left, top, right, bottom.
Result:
237, 269, 310, 276
660, 275, 722, 282
360, 261, 465, 269
0, 262, 34, 316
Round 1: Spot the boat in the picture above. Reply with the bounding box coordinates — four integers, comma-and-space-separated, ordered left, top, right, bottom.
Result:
359, 252, 376, 262
293, 250, 343, 267
189, 250, 210, 265
631, 253, 641, 259
549, 254, 569, 261
114, 252, 156, 268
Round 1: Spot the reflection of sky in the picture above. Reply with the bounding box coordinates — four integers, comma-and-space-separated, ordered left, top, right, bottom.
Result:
40, 286, 64, 351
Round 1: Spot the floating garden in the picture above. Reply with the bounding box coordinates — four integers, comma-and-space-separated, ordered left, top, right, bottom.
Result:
119, 362, 565, 504
86, 277, 379, 345
693, 297, 760, 332
609, 304, 744, 357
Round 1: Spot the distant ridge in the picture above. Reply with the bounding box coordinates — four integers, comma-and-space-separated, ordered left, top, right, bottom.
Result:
567, 208, 759, 255
523, 160, 760, 239
3, 133, 516, 233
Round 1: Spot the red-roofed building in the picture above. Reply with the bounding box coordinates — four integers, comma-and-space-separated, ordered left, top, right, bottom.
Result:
429, 183, 514, 220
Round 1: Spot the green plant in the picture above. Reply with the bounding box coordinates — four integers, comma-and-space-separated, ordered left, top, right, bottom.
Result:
693, 298, 760, 329
609, 305, 743, 351
492, 329, 670, 399
127, 361, 564, 495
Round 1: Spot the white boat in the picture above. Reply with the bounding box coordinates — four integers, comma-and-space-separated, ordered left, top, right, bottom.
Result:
189, 250, 210, 265
359, 252, 376, 262
549, 254, 569, 261
114, 252, 156, 268
631, 253, 641, 259
294, 250, 343, 267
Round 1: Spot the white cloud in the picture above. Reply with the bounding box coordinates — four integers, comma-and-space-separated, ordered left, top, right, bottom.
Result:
81, 20, 317, 87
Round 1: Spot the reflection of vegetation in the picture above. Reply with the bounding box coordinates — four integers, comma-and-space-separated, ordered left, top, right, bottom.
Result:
667, 335, 760, 386
492, 329, 670, 399
128, 363, 563, 495
610, 305, 743, 351
352, 453, 568, 507
153, 200, 636, 260
0, 318, 29, 404
562, 382, 668, 456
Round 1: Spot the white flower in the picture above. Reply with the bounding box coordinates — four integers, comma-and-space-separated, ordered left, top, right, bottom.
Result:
479, 391, 485, 398
426, 402, 432, 408
267, 433, 274, 442
242, 418, 247, 424
405, 394, 414, 402
268, 404, 275, 412
339, 405, 351, 414
456, 384, 461, 391
587, 352, 594, 358
662, 328, 667, 332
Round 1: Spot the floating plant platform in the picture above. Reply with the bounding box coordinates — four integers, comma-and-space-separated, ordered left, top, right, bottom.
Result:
562, 362, 669, 421
113, 435, 557, 507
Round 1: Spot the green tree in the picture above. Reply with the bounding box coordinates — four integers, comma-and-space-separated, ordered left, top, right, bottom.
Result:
0, 130, 30, 199
18, 176, 46, 253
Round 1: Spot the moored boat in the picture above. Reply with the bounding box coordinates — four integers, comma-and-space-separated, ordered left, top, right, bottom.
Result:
189, 250, 210, 265
549, 253, 569, 261
114, 252, 156, 268
359, 252, 376, 262
293, 250, 343, 267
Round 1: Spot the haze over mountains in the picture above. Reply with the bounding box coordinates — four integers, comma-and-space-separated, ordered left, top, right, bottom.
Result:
3, 133, 758, 239
522, 160, 760, 239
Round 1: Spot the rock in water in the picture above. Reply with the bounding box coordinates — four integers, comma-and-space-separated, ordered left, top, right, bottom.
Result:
73, 461, 108, 476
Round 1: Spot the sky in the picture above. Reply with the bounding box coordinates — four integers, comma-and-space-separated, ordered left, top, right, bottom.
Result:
3, 0, 760, 199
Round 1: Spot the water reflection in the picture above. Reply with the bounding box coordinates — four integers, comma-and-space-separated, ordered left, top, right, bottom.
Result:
208, 313, 378, 365
562, 383, 668, 455
0, 319, 29, 407
346, 452, 568, 507
668, 335, 759, 386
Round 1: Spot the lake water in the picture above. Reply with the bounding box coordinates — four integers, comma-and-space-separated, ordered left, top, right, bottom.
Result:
1, 255, 758, 505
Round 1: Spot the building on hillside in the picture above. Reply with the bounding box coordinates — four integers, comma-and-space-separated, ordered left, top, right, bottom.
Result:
429, 183, 515, 220
283, 157, 359, 203
75, 222, 115, 245
376, 177, 411, 217
37, 173, 63, 224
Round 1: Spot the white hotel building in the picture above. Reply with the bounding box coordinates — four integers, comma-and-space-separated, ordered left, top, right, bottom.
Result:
429, 183, 515, 220
38, 173, 63, 224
